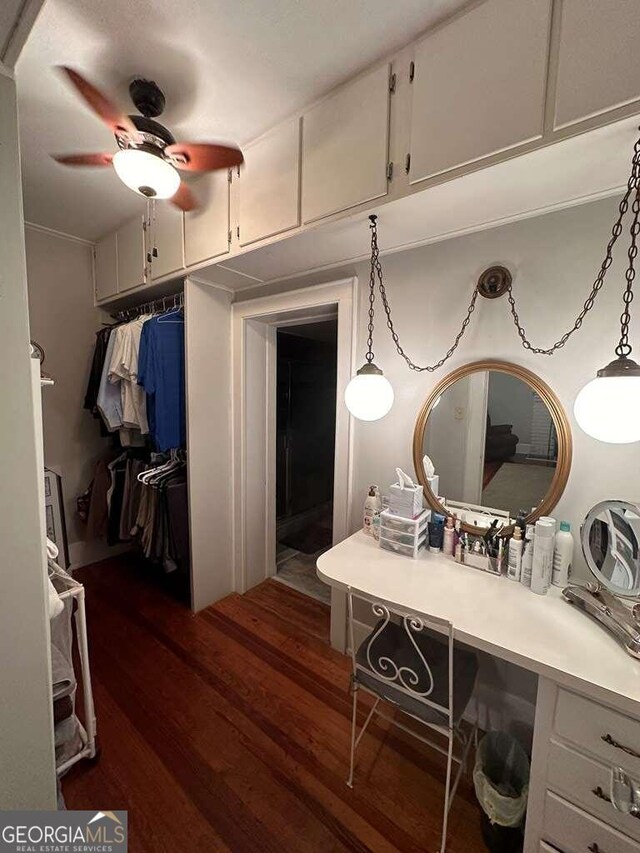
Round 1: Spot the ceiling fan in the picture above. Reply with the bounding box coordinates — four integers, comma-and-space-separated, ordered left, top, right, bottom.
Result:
53, 67, 243, 211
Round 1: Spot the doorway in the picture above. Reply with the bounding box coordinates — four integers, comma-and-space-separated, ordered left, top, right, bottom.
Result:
275, 320, 338, 603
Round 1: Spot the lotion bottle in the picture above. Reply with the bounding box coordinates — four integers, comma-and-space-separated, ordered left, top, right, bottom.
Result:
507, 526, 523, 581
363, 486, 381, 536
443, 516, 455, 556
530, 519, 555, 594
552, 521, 574, 587
520, 524, 536, 588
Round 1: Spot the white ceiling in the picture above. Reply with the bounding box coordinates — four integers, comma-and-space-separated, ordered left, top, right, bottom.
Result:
16, 0, 467, 242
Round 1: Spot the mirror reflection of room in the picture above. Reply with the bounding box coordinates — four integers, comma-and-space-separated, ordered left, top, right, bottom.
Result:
424, 370, 558, 522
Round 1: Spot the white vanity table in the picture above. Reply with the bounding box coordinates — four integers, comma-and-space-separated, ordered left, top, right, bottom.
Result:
318, 531, 640, 853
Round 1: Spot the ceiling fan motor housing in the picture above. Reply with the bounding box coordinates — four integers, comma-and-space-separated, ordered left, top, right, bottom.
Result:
129, 77, 166, 118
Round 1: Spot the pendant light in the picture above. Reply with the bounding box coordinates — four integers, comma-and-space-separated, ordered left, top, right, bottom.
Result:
574, 132, 640, 444
344, 216, 394, 421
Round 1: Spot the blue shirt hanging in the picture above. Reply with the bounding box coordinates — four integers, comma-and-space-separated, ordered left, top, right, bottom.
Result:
138, 309, 185, 451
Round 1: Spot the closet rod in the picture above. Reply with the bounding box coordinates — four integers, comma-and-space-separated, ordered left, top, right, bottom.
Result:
111, 290, 184, 323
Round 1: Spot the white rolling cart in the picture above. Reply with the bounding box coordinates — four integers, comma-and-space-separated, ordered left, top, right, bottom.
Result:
49, 560, 98, 776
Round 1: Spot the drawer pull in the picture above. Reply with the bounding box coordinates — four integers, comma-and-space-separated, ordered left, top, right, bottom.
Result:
601, 733, 640, 759
592, 785, 612, 804
588, 844, 603, 853
593, 781, 640, 820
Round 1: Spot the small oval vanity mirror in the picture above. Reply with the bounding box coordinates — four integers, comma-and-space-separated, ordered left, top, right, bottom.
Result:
582, 500, 640, 598
413, 360, 572, 534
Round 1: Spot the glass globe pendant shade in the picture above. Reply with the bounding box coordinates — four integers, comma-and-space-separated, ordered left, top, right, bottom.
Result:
344, 363, 394, 421
113, 148, 181, 199
574, 356, 640, 443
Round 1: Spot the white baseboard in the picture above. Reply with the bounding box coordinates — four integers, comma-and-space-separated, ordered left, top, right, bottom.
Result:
68, 539, 132, 570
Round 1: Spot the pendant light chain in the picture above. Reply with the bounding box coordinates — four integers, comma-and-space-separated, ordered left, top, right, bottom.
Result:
366, 132, 640, 373
507, 132, 640, 356
365, 224, 377, 363
617, 151, 640, 357
369, 215, 479, 373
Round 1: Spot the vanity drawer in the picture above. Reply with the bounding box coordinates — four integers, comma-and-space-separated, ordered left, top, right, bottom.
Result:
555, 688, 640, 776
547, 740, 640, 841
543, 790, 640, 853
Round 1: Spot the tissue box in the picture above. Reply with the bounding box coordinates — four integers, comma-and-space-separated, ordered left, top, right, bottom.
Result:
389, 482, 424, 518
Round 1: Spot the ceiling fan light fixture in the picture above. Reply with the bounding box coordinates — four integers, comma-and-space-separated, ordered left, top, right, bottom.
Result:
112, 148, 180, 199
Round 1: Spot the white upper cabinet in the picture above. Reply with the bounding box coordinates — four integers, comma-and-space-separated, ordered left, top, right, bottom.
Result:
409, 0, 552, 184
116, 215, 146, 293
239, 118, 300, 246
301, 63, 391, 224
554, 0, 640, 130
149, 203, 184, 281
94, 231, 118, 303
184, 170, 230, 267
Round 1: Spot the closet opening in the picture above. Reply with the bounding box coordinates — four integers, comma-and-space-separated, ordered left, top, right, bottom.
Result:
274, 319, 338, 604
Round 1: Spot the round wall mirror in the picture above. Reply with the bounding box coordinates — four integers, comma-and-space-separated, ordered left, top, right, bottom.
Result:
412, 360, 572, 534
582, 500, 640, 598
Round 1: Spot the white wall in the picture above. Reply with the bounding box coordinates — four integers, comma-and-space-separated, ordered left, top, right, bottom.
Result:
347, 196, 640, 584
0, 71, 56, 809
25, 226, 110, 564
185, 278, 233, 611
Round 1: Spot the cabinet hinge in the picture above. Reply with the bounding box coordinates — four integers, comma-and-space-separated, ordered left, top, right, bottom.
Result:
228, 229, 232, 244
386, 162, 394, 181
228, 168, 232, 184
389, 71, 396, 94
405, 153, 411, 174
409, 61, 415, 83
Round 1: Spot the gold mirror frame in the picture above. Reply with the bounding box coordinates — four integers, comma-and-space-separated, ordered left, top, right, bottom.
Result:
412, 359, 573, 535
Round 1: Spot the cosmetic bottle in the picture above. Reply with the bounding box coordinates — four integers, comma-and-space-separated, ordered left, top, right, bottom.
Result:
428, 517, 444, 553
443, 516, 455, 556
507, 526, 523, 582
363, 486, 381, 536
530, 519, 555, 594
520, 524, 536, 588
552, 521, 574, 587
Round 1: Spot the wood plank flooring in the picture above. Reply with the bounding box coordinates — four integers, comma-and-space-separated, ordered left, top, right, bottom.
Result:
65, 556, 486, 852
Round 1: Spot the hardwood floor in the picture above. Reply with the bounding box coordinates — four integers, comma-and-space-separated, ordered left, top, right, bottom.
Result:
65, 555, 486, 852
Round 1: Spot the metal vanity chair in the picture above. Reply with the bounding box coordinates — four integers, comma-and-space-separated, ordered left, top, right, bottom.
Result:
346, 588, 479, 853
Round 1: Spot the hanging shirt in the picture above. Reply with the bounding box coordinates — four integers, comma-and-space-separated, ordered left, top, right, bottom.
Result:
96, 332, 123, 431
138, 310, 185, 452
108, 317, 150, 434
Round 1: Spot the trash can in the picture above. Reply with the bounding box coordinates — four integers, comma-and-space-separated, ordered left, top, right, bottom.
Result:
473, 732, 530, 853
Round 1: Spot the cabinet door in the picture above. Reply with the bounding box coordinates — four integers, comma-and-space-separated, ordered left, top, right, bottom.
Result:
149, 203, 184, 280
301, 63, 390, 224
94, 231, 118, 302
554, 0, 640, 130
116, 215, 145, 293
184, 171, 229, 267
239, 118, 300, 246
409, 0, 552, 184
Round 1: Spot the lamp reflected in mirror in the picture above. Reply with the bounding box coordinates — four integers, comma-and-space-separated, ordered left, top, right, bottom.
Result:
413, 360, 572, 535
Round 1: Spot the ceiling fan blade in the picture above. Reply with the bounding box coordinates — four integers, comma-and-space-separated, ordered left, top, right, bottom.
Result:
57, 66, 137, 139
53, 152, 114, 167
165, 142, 243, 172
170, 181, 198, 212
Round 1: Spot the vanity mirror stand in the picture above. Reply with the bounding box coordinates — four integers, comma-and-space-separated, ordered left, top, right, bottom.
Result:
564, 500, 640, 658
